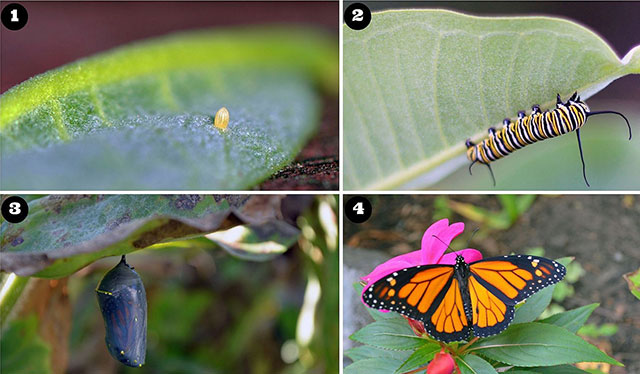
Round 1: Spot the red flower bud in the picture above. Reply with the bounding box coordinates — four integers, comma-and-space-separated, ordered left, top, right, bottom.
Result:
402, 315, 426, 336
426, 349, 455, 374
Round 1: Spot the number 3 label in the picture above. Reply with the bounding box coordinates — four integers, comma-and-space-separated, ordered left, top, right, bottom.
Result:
1, 196, 29, 223
9, 202, 21, 215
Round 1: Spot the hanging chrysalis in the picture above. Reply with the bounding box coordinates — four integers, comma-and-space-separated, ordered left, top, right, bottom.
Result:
214, 107, 230, 130
96, 255, 147, 367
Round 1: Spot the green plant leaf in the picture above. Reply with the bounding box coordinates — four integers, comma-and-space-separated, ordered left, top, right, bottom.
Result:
469, 322, 622, 367
457, 354, 499, 374
505, 365, 590, 373
1, 28, 337, 190
205, 220, 299, 261
344, 357, 405, 374
512, 284, 556, 324
344, 9, 640, 189
345, 345, 410, 362
0, 315, 52, 374
0, 195, 291, 278
623, 268, 640, 300
350, 319, 425, 350
539, 303, 598, 333
0, 274, 29, 321
395, 343, 441, 373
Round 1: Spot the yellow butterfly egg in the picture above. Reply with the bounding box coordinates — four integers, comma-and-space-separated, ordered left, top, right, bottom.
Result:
214, 107, 229, 130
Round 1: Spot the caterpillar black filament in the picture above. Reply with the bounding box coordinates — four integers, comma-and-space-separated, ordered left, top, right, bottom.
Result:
465, 92, 631, 186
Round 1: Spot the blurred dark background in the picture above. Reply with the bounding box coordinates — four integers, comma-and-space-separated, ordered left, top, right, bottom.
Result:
1, 1, 338, 93
344, 1, 640, 101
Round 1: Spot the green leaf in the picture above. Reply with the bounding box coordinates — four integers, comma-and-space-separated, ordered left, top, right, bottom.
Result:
469, 322, 622, 367
350, 319, 425, 350
623, 268, 640, 299
344, 358, 405, 374
505, 365, 590, 373
457, 354, 499, 374
344, 9, 640, 189
366, 307, 405, 322
0, 195, 250, 277
205, 220, 299, 261
512, 284, 556, 324
0, 315, 52, 374
395, 343, 441, 373
0, 275, 29, 322
539, 304, 598, 333
345, 345, 409, 362
1, 28, 337, 190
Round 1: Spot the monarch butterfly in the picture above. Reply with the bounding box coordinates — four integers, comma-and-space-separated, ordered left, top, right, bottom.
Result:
363, 254, 566, 342
96, 255, 147, 367
465, 92, 632, 187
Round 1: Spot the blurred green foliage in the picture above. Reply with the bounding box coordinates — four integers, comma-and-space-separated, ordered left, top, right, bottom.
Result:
624, 268, 640, 300
0, 315, 52, 374
578, 323, 620, 338
434, 195, 536, 230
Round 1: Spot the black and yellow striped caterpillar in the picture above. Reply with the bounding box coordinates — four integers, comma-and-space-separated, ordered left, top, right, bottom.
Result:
465, 92, 631, 186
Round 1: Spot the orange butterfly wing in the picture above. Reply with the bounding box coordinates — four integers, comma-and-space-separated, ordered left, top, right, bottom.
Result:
363, 265, 471, 342
468, 255, 566, 337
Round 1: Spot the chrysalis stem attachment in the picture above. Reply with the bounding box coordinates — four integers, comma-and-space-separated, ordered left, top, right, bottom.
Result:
214, 107, 230, 130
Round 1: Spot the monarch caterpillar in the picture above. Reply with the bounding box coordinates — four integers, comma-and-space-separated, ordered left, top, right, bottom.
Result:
96, 255, 146, 367
363, 254, 566, 342
214, 107, 230, 130
465, 92, 631, 186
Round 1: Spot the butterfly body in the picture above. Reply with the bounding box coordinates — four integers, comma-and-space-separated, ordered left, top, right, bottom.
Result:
363, 254, 565, 342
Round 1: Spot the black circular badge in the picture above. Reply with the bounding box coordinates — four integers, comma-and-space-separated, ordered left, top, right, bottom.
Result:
345, 196, 372, 224
1, 3, 28, 31
1, 196, 29, 224
344, 3, 371, 31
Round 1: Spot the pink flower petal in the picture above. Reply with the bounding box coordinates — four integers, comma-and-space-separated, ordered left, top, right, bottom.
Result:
421, 221, 465, 264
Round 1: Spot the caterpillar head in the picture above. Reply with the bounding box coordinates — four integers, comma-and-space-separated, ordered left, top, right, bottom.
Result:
465, 139, 477, 161
568, 94, 589, 112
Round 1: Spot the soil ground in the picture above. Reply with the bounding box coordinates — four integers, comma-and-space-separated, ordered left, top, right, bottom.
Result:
259, 96, 339, 190
344, 195, 640, 373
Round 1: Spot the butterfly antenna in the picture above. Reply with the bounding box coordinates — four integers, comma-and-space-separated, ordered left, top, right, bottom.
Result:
466, 228, 480, 247
575, 129, 591, 187
587, 110, 632, 140
431, 234, 456, 255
